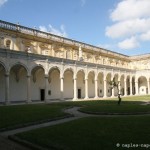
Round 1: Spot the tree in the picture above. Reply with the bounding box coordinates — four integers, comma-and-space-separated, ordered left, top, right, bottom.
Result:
109, 77, 122, 105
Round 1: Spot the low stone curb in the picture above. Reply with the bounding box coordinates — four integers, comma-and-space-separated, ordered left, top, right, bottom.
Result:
79, 109, 150, 115
0, 114, 74, 132
8, 135, 49, 150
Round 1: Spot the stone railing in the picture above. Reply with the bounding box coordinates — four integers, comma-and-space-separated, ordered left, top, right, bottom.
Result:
0, 20, 129, 60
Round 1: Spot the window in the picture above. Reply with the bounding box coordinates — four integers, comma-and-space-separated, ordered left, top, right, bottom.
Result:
48, 90, 51, 95
6, 40, 11, 49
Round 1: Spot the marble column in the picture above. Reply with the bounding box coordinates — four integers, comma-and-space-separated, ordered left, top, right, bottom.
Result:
94, 79, 98, 99
135, 81, 139, 95
5, 73, 10, 105
27, 75, 31, 103
130, 78, 132, 96
60, 77, 64, 100
45, 75, 49, 102
73, 78, 77, 100
147, 78, 150, 94
103, 79, 107, 98
84, 78, 89, 99
124, 79, 127, 96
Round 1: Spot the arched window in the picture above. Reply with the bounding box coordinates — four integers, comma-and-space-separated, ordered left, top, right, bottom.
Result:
6, 40, 11, 49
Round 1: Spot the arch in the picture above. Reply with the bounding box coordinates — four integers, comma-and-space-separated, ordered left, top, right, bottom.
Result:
64, 67, 74, 99
105, 73, 112, 97
9, 62, 28, 102
10, 62, 29, 75
87, 70, 95, 76
97, 72, 104, 97
48, 66, 61, 100
48, 66, 61, 75
88, 70, 95, 98
0, 61, 7, 73
0, 61, 6, 103
120, 74, 125, 95
76, 69, 85, 76
31, 64, 45, 75
138, 76, 148, 95
105, 72, 112, 79
125, 75, 131, 95
63, 67, 74, 75
76, 69, 85, 99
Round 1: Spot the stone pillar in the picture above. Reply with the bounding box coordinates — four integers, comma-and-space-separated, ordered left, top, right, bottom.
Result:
118, 80, 121, 95
27, 75, 31, 103
73, 78, 77, 100
60, 77, 64, 100
94, 79, 98, 99
84, 77, 89, 99
103, 79, 107, 98
5, 73, 10, 105
135, 81, 139, 95
111, 76, 114, 97
124, 79, 127, 96
45, 75, 49, 103
147, 78, 150, 94
130, 78, 132, 96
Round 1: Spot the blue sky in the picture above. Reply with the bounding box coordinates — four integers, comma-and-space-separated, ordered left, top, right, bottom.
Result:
0, 0, 150, 56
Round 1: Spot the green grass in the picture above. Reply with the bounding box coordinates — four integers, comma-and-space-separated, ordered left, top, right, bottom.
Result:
0, 95, 150, 130
0, 104, 69, 130
123, 95, 150, 101
79, 101, 150, 114
16, 116, 150, 150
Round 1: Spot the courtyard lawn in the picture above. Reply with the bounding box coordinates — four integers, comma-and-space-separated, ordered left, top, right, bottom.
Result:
0, 104, 70, 130
79, 100, 150, 114
123, 95, 150, 101
16, 116, 150, 150
0, 95, 150, 130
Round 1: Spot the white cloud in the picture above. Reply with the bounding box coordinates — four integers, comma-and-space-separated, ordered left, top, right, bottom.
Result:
118, 37, 139, 49
0, 0, 7, 7
39, 26, 47, 32
111, 0, 150, 22
39, 24, 68, 37
140, 31, 150, 41
106, 18, 150, 39
106, 0, 150, 50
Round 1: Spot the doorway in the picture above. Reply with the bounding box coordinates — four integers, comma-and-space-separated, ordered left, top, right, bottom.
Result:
78, 89, 81, 99
40, 89, 45, 101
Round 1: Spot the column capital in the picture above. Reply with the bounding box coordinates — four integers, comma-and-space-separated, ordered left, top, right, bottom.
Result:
45, 75, 49, 78
27, 75, 31, 78
5, 73, 9, 77
84, 77, 88, 80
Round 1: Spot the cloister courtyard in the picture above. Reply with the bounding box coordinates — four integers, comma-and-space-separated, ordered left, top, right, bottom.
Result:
0, 95, 150, 150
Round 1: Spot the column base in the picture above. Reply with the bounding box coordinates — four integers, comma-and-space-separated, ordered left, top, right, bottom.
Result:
26, 100, 32, 104
94, 96, 99, 99
103, 96, 107, 98
84, 97, 89, 100
73, 98, 78, 101
44, 99, 49, 103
